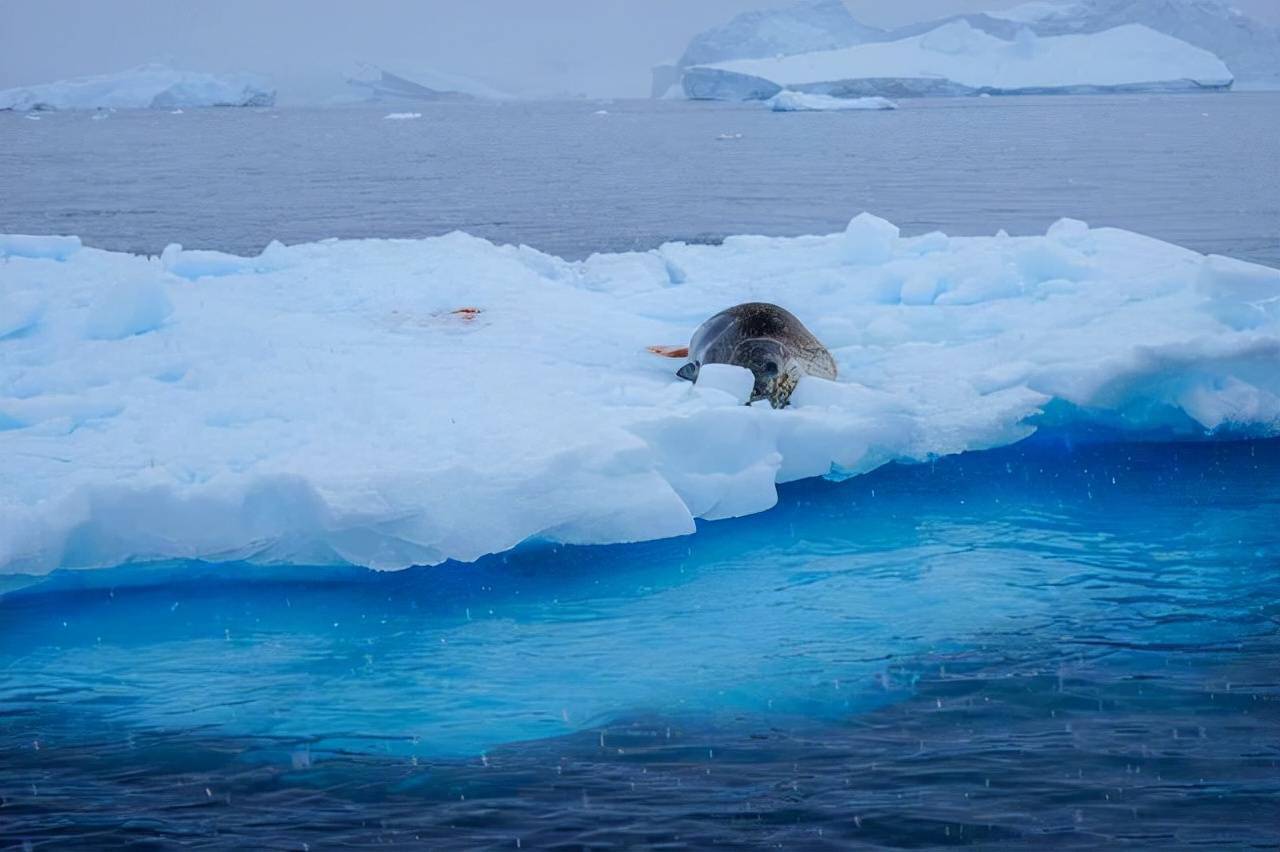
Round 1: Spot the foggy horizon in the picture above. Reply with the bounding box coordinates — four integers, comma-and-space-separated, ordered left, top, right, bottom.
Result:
3, 0, 1279, 100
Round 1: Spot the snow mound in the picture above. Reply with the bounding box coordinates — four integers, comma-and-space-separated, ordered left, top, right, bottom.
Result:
0, 63, 275, 111
685, 21, 1232, 99
769, 91, 896, 111
2, 217, 1278, 575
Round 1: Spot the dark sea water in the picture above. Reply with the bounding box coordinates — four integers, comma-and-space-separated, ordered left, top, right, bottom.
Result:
2, 93, 1279, 266
2, 96, 1280, 850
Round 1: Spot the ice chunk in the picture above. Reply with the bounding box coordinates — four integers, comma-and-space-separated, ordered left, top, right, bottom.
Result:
693, 364, 755, 404
383, 112, 422, 120
1046, 217, 1091, 248
0, 234, 81, 261
843, 213, 900, 264
84, 279, 173, 339
768, 91, 896, 111
161, 241, 289, 280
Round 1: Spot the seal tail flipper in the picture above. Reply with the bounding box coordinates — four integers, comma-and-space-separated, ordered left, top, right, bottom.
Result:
676, 362, 700, 382
647, 345, 689, 358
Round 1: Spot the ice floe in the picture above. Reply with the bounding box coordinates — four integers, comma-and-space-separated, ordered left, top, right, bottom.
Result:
1, 217, 1277, 574
769, 91, 896, 111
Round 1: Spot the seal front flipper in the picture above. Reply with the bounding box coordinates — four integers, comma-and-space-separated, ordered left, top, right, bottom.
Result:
676, 362, 700, 382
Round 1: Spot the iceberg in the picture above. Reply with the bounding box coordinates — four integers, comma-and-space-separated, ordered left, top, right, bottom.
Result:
768, 91, 896, 111
1, 218, 1278, 576
346, 62, 511, 102
987, 0, 1280, 89
684, 21, 1232, 100
0, 63, 275, 112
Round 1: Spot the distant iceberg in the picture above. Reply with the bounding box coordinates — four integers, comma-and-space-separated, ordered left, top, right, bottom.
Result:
0, 64, 275, 111
684, 21, 1232, 100
768, 91, 896, 111
982, 0, 1280, 89
346, 62, 511, 102
2, 217, 1278, 575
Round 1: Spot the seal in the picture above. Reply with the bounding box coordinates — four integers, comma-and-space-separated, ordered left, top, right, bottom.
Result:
652, 302, 837, 408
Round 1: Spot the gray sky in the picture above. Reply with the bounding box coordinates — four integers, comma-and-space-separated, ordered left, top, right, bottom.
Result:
2, 0, 1278, 98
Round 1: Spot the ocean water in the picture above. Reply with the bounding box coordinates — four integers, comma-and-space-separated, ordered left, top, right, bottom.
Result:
3, 96, 1280, 849
2, 93, 1279, 266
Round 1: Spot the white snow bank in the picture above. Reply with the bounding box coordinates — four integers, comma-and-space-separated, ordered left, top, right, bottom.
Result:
2, 217, 1278, 575
689, 21, 1232, 99
769, 91, 896, 111
0, 63, 275, 111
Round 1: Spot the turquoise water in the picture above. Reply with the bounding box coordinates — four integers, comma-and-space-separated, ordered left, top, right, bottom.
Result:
3, 436, 1278, 847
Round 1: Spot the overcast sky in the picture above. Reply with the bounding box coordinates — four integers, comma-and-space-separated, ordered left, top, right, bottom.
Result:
2, 0, 1278, 98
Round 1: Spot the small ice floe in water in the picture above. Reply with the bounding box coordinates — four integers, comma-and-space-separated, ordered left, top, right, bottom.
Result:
23, 114, 40, 121
768, 91, 896, 112
170, 108, 184, 114
594, 109, 609, 115
383, 112, 422, 120
90, 111, 109, 120
716, 132, 743, 140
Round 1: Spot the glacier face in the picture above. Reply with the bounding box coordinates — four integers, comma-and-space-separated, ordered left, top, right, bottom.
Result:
2, 217, 1278, 575
686, 21, 1233, 100
984, 0, 1280, 88
0, 64, 275, 111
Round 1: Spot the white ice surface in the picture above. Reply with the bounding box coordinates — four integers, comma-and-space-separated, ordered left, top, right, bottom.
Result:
769, 91, 896, 111
699, 21, 1232, 95
0, 63, 275, 111
987, 0, 1280, 89
2, 216, 1278, 575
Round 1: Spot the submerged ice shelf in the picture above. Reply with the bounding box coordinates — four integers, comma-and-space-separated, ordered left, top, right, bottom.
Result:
1, 216, 1278, 574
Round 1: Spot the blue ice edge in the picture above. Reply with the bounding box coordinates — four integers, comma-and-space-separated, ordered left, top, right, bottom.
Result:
3, 424, 1277, 761
2, 405, 1269, 598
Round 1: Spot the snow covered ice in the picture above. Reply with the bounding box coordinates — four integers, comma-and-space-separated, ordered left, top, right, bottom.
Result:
1, 216, 1278, 575
988, 0, 1280, 89
0, 64, 275, 112
685, 21, 1232, 100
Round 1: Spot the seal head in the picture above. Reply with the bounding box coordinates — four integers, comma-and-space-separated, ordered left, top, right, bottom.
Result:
673, 302, 837, 408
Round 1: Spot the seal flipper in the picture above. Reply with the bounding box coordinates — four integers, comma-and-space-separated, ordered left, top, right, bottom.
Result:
647, 345, 690, 358
676, 362, 700, 382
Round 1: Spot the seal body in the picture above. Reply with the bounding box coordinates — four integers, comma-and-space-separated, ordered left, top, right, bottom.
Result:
677, 303, 837, 408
